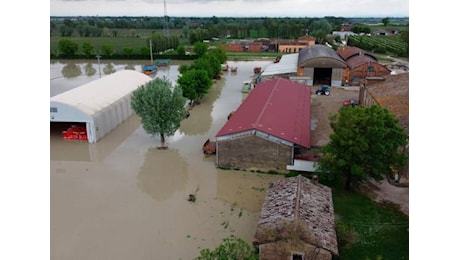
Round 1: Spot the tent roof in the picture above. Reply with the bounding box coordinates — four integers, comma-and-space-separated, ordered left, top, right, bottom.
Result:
50, 70, 152, 116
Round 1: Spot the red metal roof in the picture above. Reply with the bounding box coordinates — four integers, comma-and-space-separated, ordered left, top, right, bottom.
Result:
216, 77, 311, 148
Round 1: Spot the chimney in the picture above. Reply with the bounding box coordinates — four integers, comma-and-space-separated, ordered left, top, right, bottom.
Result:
312, 175, 319, 185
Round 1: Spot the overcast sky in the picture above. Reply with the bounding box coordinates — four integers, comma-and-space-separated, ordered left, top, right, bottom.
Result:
50, 0, 409, 17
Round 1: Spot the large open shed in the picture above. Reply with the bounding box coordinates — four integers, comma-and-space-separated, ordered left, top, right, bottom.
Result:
297, 45, 347, 87
50, 70, 152, 143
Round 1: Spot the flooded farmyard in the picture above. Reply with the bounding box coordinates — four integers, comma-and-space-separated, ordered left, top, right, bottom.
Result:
50, 59, 283, 259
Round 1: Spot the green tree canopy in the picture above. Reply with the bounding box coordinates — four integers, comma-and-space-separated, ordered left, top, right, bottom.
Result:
207, 46, 227, 64
193, 42, 208, 57
194, 236, 257, 260
176, 45, 186, 56
81, 41, 94, 58
131, 77, 187, 148
382, 17, 390, 26
123, 47, 134, 57
308, 18, 332, 43
100, 44, 114, 57
189, 54, 221, 80
57, 38, 79, 57
316, 105, 408, 190
177, 69, 212, 105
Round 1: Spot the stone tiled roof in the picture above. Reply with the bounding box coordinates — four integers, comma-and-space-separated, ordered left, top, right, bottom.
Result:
367, 73, 409, 133
254, 175, 338, 256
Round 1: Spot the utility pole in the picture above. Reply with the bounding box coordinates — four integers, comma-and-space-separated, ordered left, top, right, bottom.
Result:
163, 0, 169, 36
149, 39, 153, 65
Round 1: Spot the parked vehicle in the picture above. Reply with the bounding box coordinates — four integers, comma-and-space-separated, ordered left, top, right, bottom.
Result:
241, 80, 253, 93
315, 85, 331, 96
202, 139, 216, 155
142, 64, 157, 76
156, 59, 170, 67
343, 99, 357, 107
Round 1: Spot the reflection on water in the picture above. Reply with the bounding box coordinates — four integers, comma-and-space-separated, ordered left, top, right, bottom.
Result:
50, 59, 277, 260
124, 64, 135, 70
83, 63, 96, 76
61, 62, 82, 78
103, 63, 116, 75
179, 78, 226, 136
137, 148, 188, 201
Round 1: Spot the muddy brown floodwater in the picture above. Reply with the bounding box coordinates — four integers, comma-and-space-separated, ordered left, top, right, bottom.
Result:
50, 59, 284, 260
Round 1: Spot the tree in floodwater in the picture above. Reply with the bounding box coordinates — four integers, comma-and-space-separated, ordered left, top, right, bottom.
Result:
316, 105, 408, 191
131, 77, 187, 148
177, 69, 212, 106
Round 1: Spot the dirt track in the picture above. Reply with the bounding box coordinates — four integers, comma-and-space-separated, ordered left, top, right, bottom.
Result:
310, 85, 409, 216
310, 86, 360, 147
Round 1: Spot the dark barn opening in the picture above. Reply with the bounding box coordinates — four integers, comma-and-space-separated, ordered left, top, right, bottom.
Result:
313, 68, 332, 86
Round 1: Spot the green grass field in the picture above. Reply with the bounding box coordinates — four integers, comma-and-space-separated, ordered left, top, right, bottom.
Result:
326, 178, 409, 259
50, 36, 151, 54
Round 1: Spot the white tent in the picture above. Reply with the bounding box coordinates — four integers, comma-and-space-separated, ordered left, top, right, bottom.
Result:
50, 70, 152, 143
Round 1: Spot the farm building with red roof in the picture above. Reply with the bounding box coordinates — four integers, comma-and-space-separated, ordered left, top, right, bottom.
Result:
336, 46, 391, 86
215, 77, 311, 173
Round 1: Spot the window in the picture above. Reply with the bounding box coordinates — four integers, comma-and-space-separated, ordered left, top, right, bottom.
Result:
292, 253, 304, 260
368, 66, 375, 72
50, 107, 58, 113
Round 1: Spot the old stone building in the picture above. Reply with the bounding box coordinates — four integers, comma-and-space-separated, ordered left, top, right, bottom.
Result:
253, 175, 338, 260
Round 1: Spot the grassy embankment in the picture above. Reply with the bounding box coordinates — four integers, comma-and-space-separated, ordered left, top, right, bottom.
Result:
317, 175, 409, 259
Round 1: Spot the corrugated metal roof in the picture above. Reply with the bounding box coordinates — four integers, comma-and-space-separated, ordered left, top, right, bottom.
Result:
216, 77, 311, 148
261, 53, 299, 77
50, 70, 152, 116
298, 44, 347, 68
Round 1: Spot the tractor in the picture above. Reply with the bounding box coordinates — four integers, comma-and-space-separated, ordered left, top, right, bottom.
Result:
315, 85, 331, 96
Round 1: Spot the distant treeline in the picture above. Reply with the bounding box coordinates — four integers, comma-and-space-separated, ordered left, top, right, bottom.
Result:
50, 16, 408, 40
50, 16, 409, 59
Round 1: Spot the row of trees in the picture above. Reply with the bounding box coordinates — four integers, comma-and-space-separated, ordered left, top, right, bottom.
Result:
177, 43, 227, 105
131, 42, 226, 148
347, 32, 409, 57
55, 33, 180, 58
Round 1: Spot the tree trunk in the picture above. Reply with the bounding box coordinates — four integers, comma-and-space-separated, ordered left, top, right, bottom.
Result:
160, 133, 165, 148
345, 172, 352, 191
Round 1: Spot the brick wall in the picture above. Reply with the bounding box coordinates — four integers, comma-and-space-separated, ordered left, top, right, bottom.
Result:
217, 135, 292, 172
